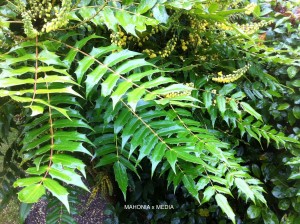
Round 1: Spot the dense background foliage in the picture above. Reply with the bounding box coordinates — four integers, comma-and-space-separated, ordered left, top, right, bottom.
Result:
0, 0, 300, 223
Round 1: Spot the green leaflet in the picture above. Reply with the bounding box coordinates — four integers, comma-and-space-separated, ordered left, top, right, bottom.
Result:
39, 49, 67, 67
137, 0, 157, 14
26, 166, 48, 175
17, 184, 46, 204
113, 161, 128, 200
165, 150, 177, 173
115, 10, 137, 35
150, 142, 166, 176
145, 84, 194, 100
174, 150, 206, 166
52, 154, 86, 178
152, 3, 169, 23
102, 7, 118, 31
229, 99, 241, 115
0, 75, 76, 88
235, 178, 255, 202
26, 105, 44, 116
53, 119, 93, 130
64, 34, 101, 67
182, 175, 200, 203
1, 87, 81, 98
101, 58, 153, 106
10, 96, 69, 119
0, 66, 69, 78
54, 131, 94, 146
19, 203, 33, 224
110, 69, 161, 107
95, 153, 119, 167
216, 95, 226, 115
52, 142, 92, 157
43, 178, 70, 212
203, 91, 212, 109
202, 186, 215, 204
127, 87, 146, 111
75, 46, 119, 84
14, 177, 43, 187
48, 164, 89, 192
240, 102, 262, 121
137, 134, 158, 163
215, 193, 236, 224
196, 177, 210, 191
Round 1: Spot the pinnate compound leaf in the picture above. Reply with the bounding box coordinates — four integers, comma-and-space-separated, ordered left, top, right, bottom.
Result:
215, 193, 236, 224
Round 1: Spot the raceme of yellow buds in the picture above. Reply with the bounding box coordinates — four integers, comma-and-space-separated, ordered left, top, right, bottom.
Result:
236, 21, 272, 34
189, 16, 208, 32
215, 20, 272, 35
110, 29, 129, 47
181, 39, 188, 51
164, 83, 194, 98
244, 3, 257, 15
15, 0, 72, 38
143, 48, 157, 58
212, 65, 251, 83
159, 35, 177, 58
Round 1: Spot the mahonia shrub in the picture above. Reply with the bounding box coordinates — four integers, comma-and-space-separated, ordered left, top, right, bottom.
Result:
0, 0, 299, 223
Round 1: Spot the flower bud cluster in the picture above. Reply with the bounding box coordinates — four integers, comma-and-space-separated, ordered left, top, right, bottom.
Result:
244, 3, 257, 15
110, 30, 128, 47
28, 0, 52, 22
22, 12, 39, 38
181, 39, 188, 51
198, 208, 210, 217
164, 83, 194, 98
189, 16, 208, 32
41, 0, 71, 33
140, 26, 160, 44
143, 49, 157, 58
236, 20, 272, 34
15, 0, 71, 38
212, 64, 250, 83
188, 33, 203, 48
215, 20, 272, 35
215, 22, 232, 31
158, 35, 177, 58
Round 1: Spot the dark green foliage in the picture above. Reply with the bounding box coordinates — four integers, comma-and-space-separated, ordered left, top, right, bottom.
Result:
0, 0, 299, 223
